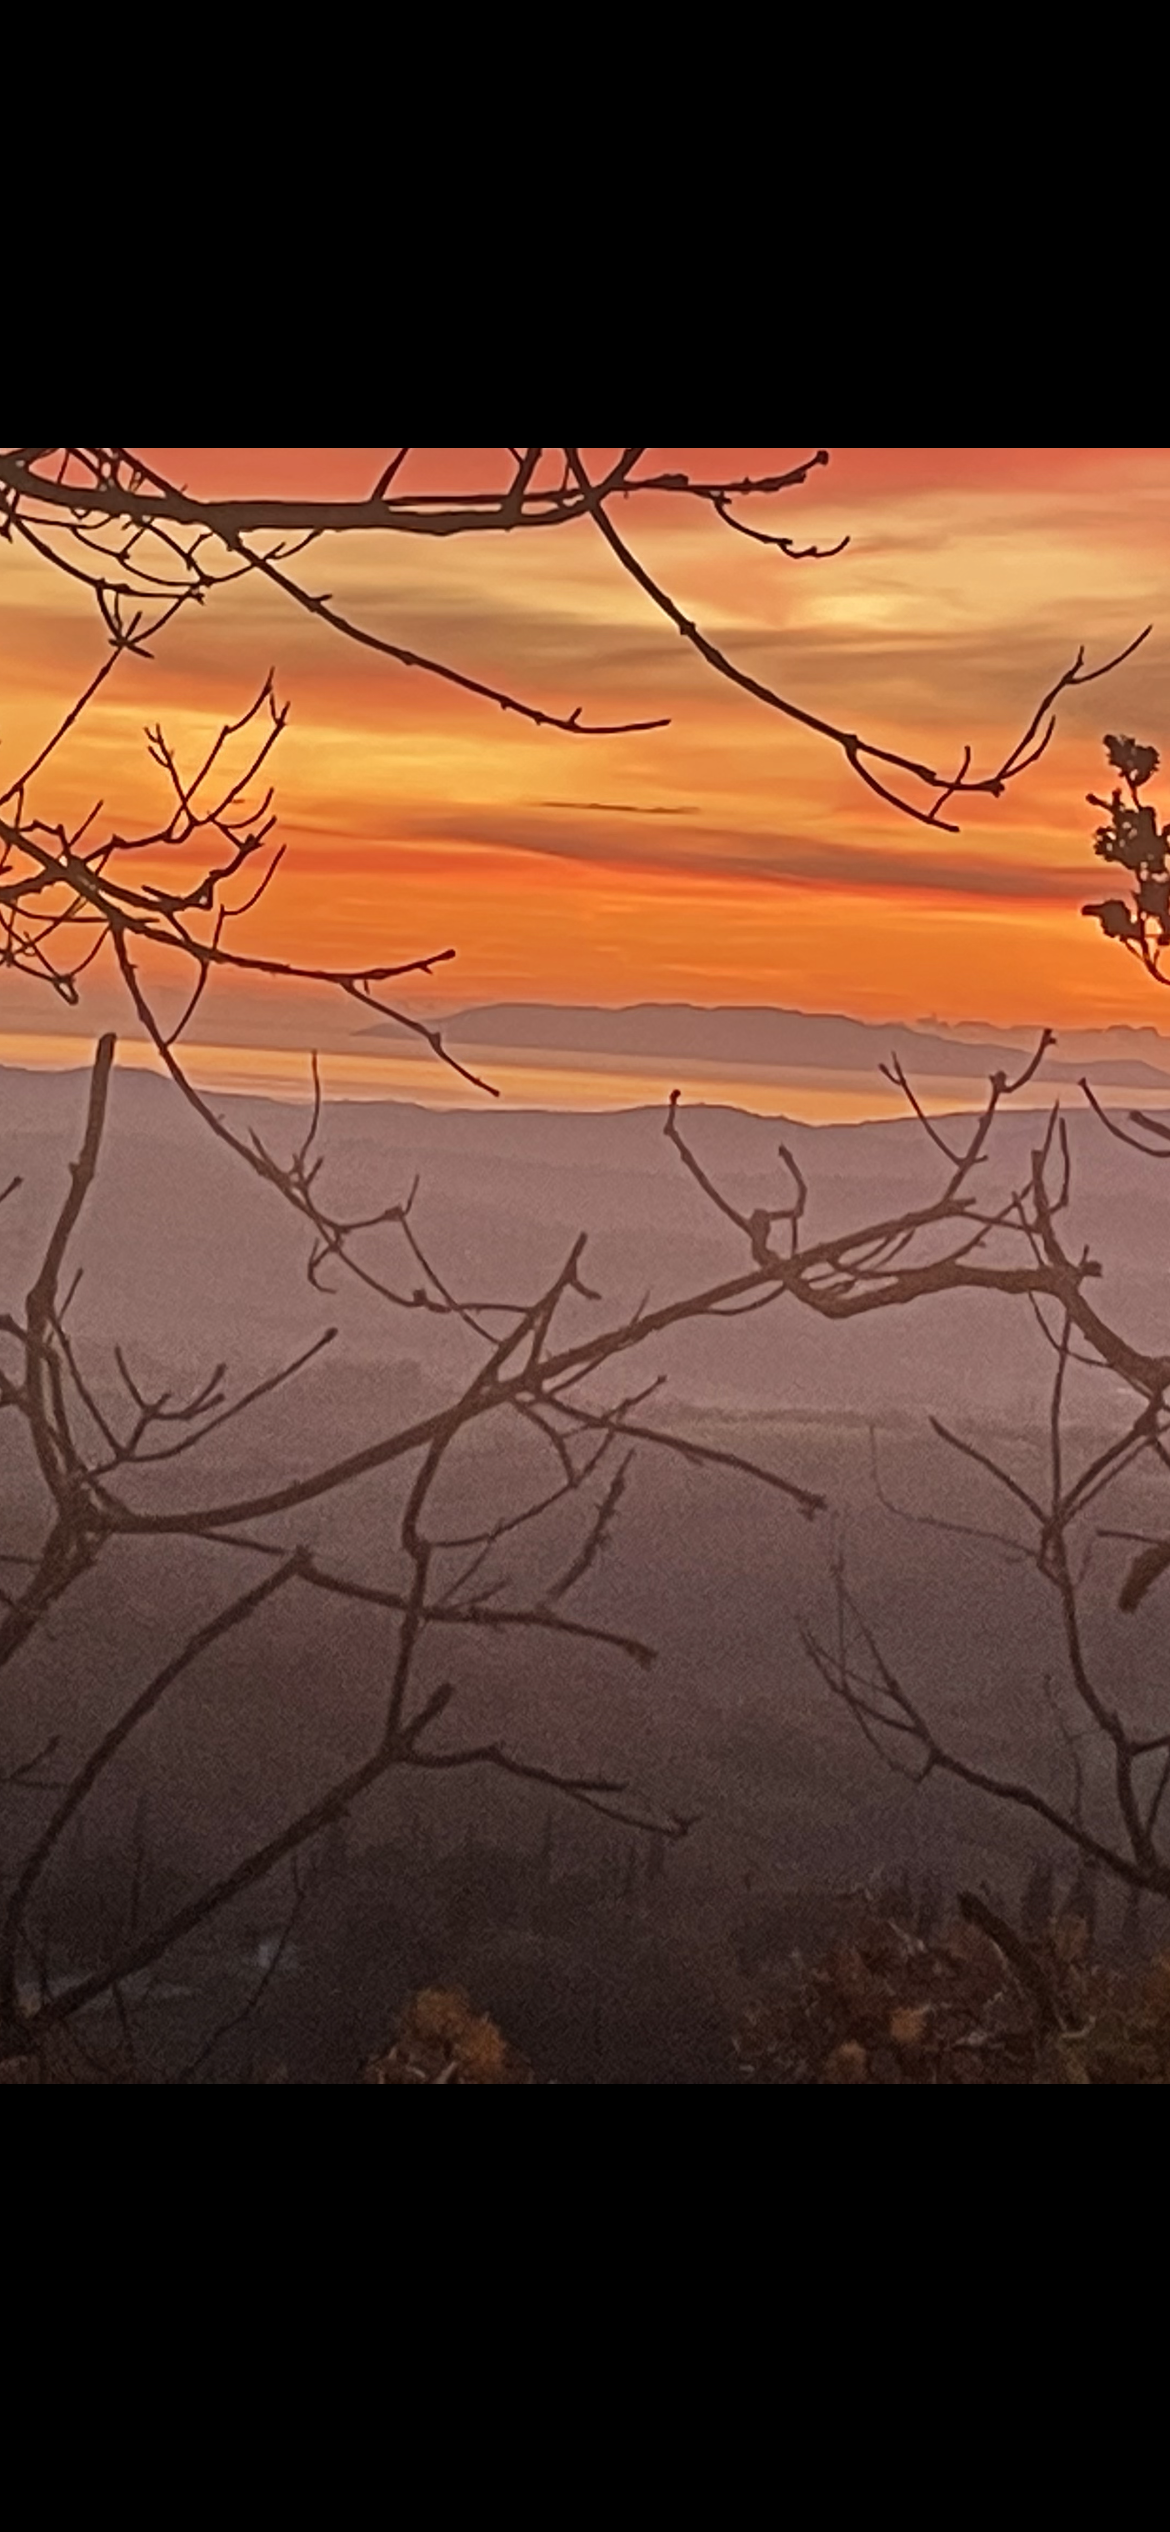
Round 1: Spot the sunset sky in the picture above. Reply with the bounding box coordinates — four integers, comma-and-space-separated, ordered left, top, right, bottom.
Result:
4, 447, 1170, 1067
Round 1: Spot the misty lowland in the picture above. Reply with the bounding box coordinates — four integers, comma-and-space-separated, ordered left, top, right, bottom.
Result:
3, 1048, 1169, 2082
3, 445, 1170, 2087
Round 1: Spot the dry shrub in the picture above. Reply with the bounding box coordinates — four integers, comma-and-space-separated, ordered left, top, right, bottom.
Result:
735, 1900, 1170, 2087
362, 1987, 534, 2086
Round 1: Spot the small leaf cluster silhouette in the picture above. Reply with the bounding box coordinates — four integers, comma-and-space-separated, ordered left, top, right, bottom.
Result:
1083, 734, 1170, 965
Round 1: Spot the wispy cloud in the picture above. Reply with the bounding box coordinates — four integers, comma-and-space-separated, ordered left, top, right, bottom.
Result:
3, 448, 1167, 1029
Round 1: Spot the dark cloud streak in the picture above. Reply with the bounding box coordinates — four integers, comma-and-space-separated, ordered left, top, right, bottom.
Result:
347, 802, 1094, 907
535, 800, 698, 817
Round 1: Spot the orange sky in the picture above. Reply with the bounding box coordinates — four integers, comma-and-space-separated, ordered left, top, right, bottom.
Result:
4, 446, 1170, 1046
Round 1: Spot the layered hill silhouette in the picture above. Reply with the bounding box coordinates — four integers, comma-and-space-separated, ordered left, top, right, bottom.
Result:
360, 1001, 1170, 1087
1, 1054, 1167, 1432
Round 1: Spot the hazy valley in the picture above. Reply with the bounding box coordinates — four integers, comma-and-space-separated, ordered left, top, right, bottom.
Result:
3, 1056, 1169, 2077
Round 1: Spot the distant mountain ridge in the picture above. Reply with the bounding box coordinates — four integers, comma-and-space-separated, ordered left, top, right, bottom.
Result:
361, 1002, 1170, 1087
